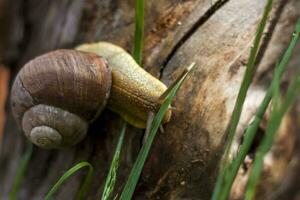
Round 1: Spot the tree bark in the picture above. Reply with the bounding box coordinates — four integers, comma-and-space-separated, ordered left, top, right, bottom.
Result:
0, 0, 299, 199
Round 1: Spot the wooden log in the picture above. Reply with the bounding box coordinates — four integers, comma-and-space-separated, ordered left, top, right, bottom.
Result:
0, 0, 299, 199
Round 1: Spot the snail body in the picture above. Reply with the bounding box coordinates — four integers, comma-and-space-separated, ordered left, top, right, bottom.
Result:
11, 42, 171, 149
76, 42, 170, 128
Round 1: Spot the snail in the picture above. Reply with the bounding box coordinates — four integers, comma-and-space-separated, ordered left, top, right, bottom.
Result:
11, 42, 172, 149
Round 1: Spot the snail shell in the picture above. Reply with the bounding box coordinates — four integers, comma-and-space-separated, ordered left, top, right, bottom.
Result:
11, 42, 172, 149
11, 49, 111, 148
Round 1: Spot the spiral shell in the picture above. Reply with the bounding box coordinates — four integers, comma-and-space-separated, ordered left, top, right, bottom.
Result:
11, 49, 111, 148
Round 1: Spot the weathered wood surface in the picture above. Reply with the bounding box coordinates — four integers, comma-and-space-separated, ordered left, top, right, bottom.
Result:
0, 0, 299, 199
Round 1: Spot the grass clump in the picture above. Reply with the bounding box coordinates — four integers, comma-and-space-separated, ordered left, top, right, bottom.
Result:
215, 18, 300, 200
212, 0, 274, 198
245, 20, 300, 199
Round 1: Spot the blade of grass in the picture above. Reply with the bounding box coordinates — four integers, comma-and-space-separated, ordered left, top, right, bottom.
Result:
8, 142, 33, 200
158, 66, 193, 102
119, 63, 196, 200
217, 19, 300, 200
100, 0, 145, 198
245, 66, 300, 200
223, 0, 273, 165
133, 0, 144, 65
45, 161, 94, 200
272, 63, 281, 110
101, 123, 126, 200
212, 0, 274, 198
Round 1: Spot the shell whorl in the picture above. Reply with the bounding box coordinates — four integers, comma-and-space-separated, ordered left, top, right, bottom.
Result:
22, 105, 88, 148
11, 49, 112, 148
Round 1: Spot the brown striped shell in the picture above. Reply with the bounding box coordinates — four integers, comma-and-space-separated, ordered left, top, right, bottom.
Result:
11, 49, 111, 148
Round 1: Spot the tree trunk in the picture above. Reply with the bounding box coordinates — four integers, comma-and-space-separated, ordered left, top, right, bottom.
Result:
0, 0, 299, 199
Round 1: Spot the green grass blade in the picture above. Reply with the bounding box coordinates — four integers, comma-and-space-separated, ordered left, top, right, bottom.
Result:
101, 123, 127, 200
245, 66, 300, 200
216, 19, 300, 200
212, 0, 274, 199
45, 161, 94, 200
8, 142, 33, 200
106, 1, 145, 199
133, 0, 145, 65
119, 63, 196, 200
272, 63, 281, 110
223, 0, 274, 164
